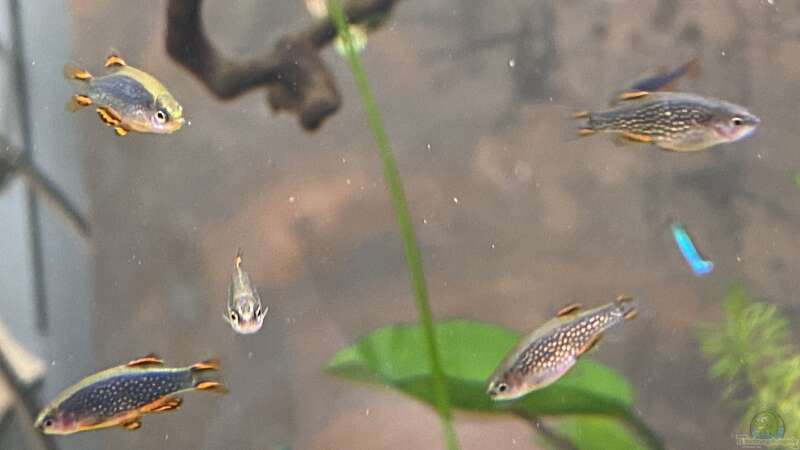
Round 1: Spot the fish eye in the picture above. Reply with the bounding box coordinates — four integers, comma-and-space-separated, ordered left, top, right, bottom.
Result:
497, 383, 508, 393
255, 306, 263, 317
731, 116, 744, 126
229, 311, 239, 323
43, 419, 53, 428
155, 109, 168, 124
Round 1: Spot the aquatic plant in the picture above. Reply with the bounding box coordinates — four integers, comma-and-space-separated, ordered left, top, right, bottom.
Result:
698, 285, 800, 434
328, 2, 457, 448
327, 2, 663, 449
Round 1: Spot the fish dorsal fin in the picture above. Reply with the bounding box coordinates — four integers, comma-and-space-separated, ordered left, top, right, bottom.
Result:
617, 91, 650, 101
126, 354, 164, 367
556, 303, 582, 317
104, 53, 127, 68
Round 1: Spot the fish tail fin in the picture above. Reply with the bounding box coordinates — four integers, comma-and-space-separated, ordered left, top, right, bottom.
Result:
615, 295, 638, 321
190, 359, 228, 394
570, 110, 596, 140
190, 358, 220, 372
63, 63, 92, 81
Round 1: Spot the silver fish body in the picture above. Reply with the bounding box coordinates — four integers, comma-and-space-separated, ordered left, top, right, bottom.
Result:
577, 92, 759, 152
224, 251, 267, 334
486, 296, 637, 401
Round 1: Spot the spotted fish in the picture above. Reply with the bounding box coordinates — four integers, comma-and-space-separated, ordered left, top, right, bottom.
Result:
63, 53, 185, 136
224, 250, 267, 334
35, 355, 226, 435
486, 296, 637, 401
574, 91, 759, 152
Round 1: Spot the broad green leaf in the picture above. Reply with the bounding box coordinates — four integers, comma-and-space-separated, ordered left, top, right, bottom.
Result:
555, 416, 646, 450
326, 320, 634, 416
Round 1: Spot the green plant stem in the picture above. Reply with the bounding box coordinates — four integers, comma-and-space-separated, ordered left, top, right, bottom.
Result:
621, 412, 665, 450
327, 2, 458, 449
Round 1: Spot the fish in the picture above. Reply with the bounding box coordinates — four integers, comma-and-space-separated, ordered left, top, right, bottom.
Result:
610, 58, 700, 104
224, 250, 268, 334
573, 91, 759, 152
486, 296, 637, 401
35, 355, 226, 435
63, 53, 185, 136
671, 223, 714, 276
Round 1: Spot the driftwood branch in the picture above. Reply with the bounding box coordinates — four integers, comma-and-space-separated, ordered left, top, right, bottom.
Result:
166, 0, 401, 131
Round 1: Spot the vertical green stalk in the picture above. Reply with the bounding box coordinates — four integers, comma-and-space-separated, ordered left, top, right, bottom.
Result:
328, 2, 459, 449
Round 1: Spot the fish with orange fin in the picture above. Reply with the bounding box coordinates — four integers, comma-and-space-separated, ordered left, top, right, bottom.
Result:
64, 53, 185, 136
486, 296, 637, 401
573, 91, 759, 152
35, 355, 226, 435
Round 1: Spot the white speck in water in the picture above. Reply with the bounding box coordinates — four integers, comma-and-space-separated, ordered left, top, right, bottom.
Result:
508, 58, 515, 68
423, 218, 428, 224
453, 197, 459, 204
50, 360, 56, 366
342, 157, 347, 164
721, 50, 726, 56
346, 178, 352, 185
491, 243, 496, 249
248, 352, 254, 359
767, 0, 774, 4
757, 153, 763, 159
365, 409, 370, 416
512, 438, 517, 445
289, 196, 296, 203
426, 143, 432, 150
164, 434, 169, 441
31, 60, 35, 66
736, 256, 742, 262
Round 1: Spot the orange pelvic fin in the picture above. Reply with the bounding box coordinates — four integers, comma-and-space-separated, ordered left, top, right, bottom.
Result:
141, 395, 182, 414
191, 359, 220, 371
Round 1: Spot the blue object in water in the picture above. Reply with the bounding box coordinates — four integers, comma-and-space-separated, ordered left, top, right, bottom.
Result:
671, 223, 714, 276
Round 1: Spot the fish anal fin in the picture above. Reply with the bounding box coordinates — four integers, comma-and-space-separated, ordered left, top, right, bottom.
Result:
123, 421, 141, 431
195, 381, 229, 394
140, 395, 182, 414
191, 359, 220, 371
617, 91, 650, 101
126, 354, 164, 367
578, 128, 595, 137
556, 303, 582, 318
95, 106, 122, 126
618, 131, 653, 144
104, 53, 127, 68
578, 334, 602, 356
67, 95, 92, 112
114, 126, 128, 136
234, 249, 243, 270
63, 63, 92, 81
571, 110, 589, 119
